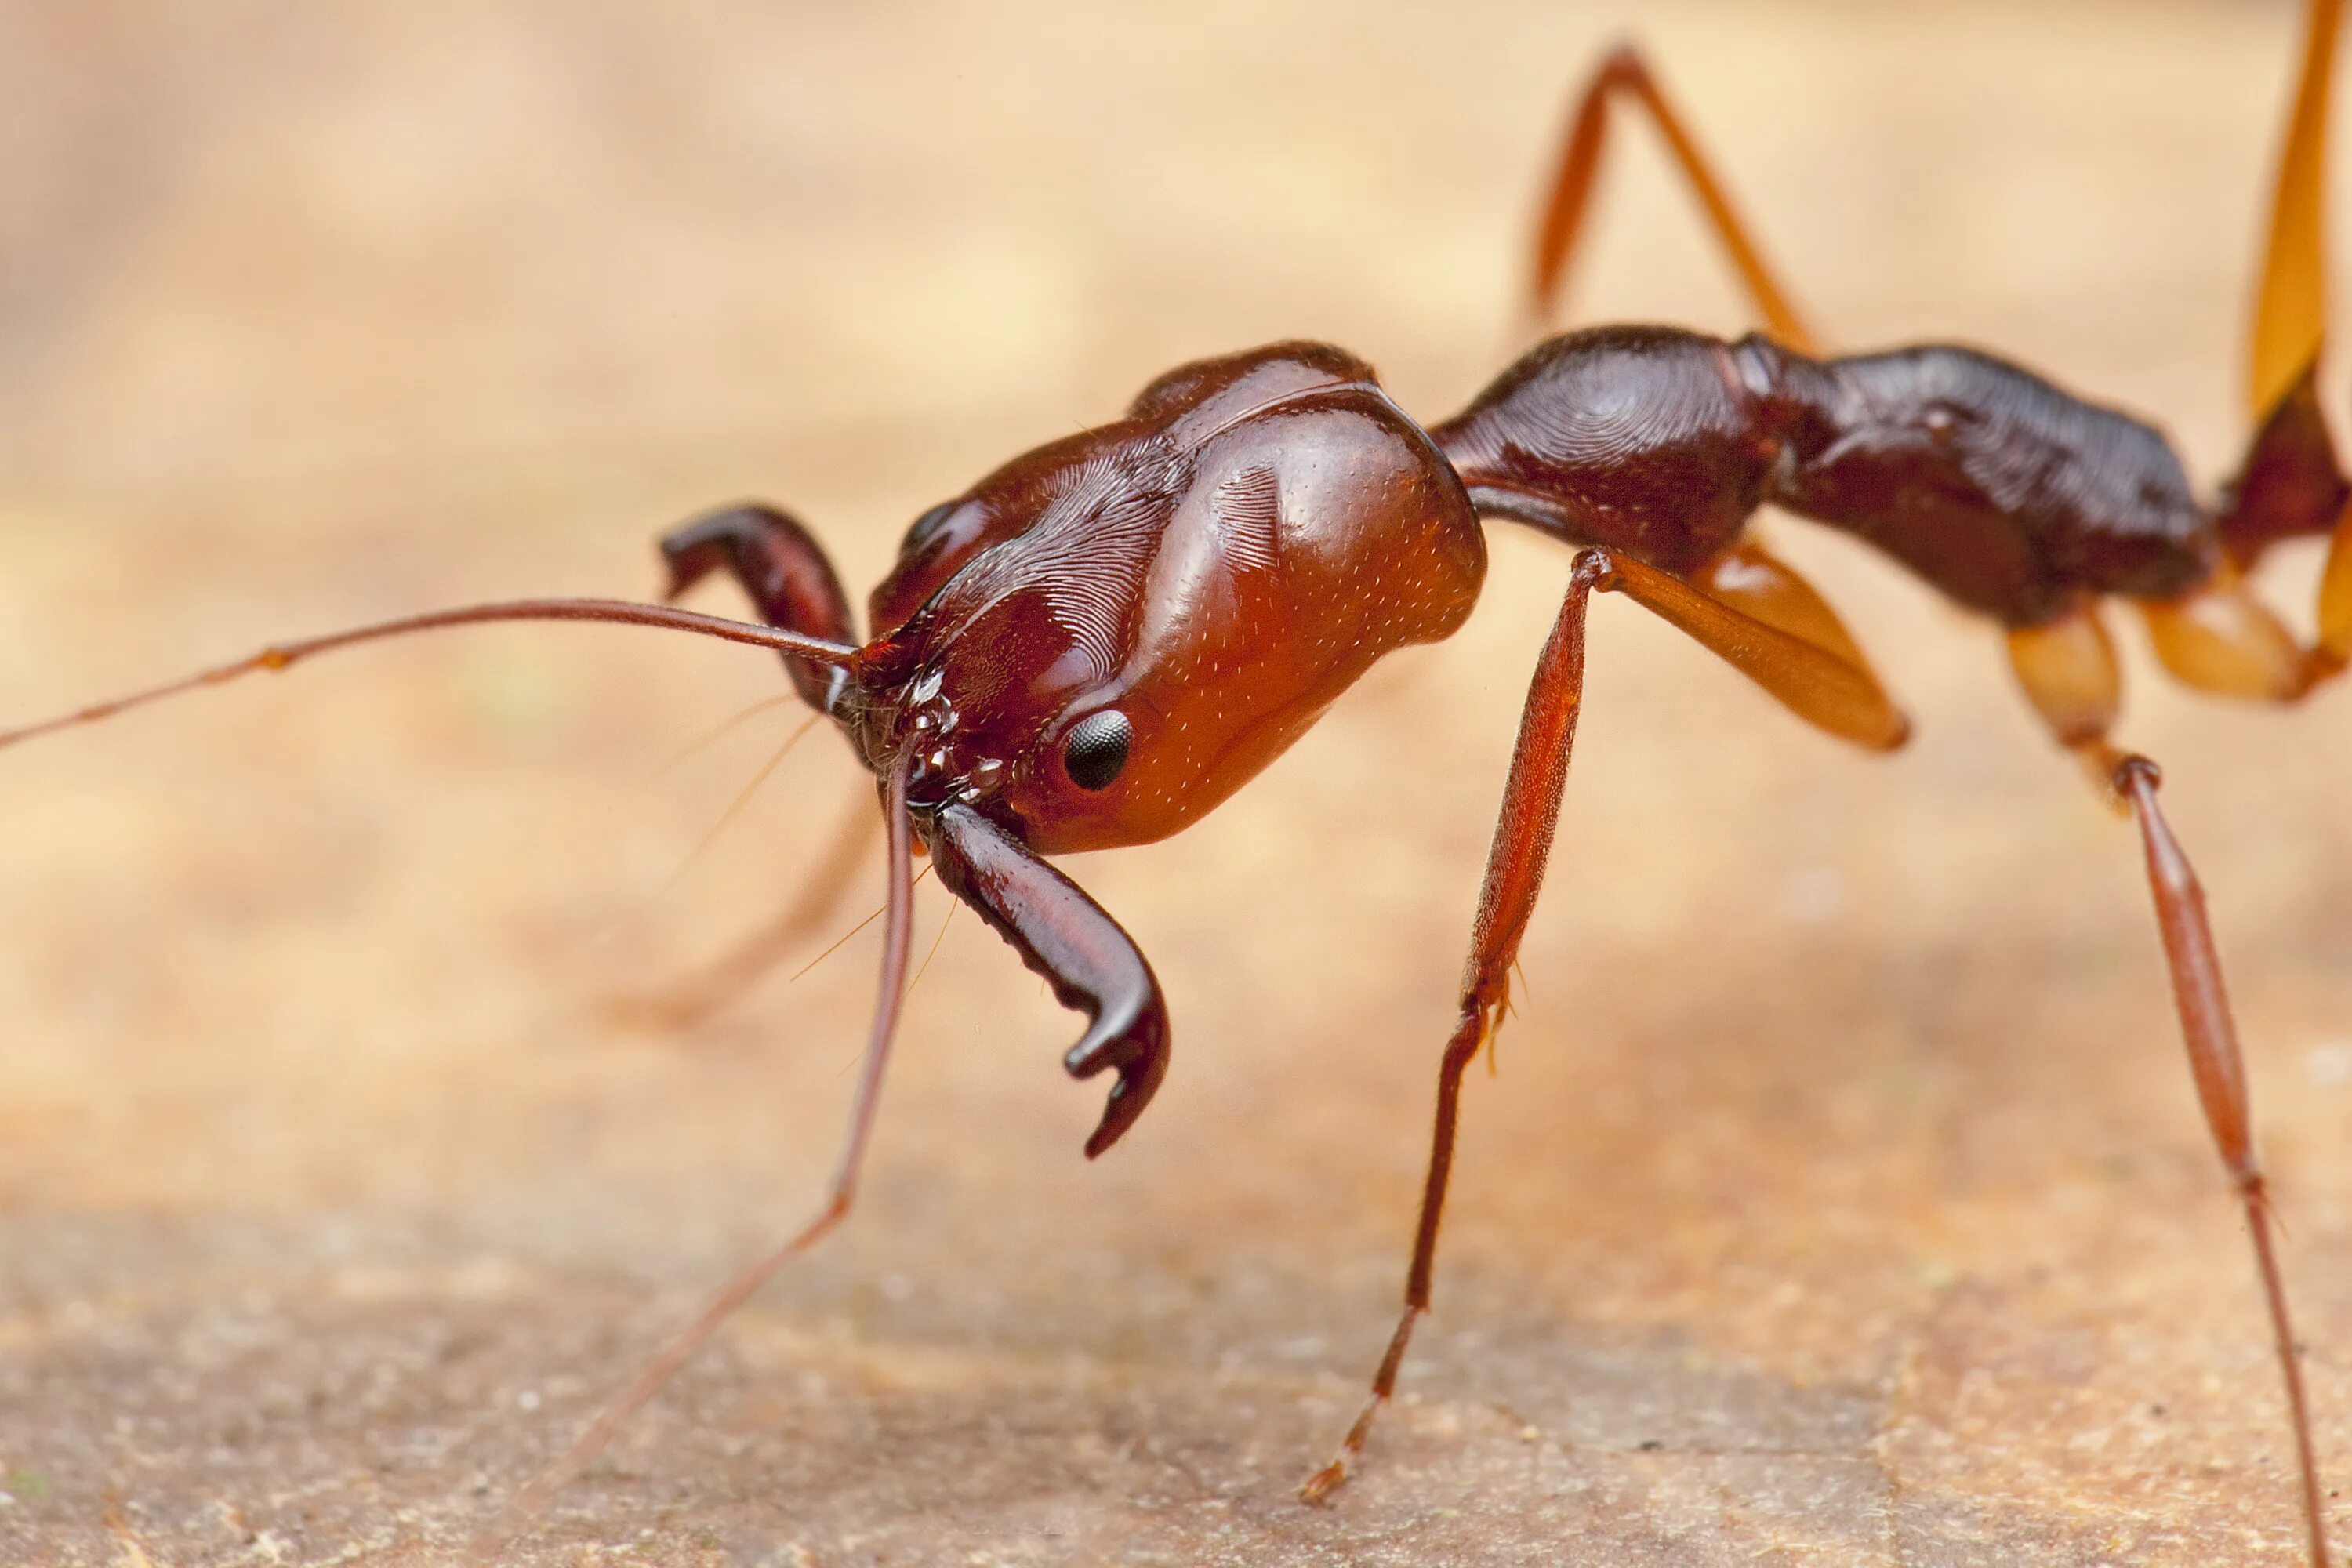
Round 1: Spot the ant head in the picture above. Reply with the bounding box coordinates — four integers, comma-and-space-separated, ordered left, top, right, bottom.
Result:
843, 423, 1183, 843
844, 341, 1483, 856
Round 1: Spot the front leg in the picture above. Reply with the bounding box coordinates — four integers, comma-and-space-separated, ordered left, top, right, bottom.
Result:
661, 503, 859, 713
1302, 548, 1612, 1504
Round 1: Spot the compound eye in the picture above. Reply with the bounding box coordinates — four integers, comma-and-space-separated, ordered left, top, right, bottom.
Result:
1062, 710, 1132, 791
901, 499, 960, 556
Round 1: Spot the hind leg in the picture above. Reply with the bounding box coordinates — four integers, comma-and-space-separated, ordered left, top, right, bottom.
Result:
2218, 0, 2352, 688
1528, 43, 1816, 352
2009, 606, 2332, 1567
2249, 0, 2346, 419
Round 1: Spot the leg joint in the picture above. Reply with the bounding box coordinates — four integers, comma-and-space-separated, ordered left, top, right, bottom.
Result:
2111, 750, 2162, 795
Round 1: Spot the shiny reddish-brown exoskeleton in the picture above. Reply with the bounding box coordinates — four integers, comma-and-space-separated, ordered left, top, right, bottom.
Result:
6, 5, 2350, 1561
661, 340, 1490, 1163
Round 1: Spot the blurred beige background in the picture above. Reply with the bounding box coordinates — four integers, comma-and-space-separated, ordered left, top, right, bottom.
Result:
2, 2, 2350, 1563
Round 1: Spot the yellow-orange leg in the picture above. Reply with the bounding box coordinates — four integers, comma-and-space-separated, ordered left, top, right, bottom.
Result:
2240, 0, 2351, 692
1584, 545, 1902, 749
1679, 542, 1911, 749
1530, 43, 1817, 353
1694, 540, 1874, 666
2323, 496, 2352, 666
2140, 574, 2310, 700
2251, 0, 2345, 420
2006, 603, 2122, 750
2007, 603, 2132, 796
2139, 558, 2348, 702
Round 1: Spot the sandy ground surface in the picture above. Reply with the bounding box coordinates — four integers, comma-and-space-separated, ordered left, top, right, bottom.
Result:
2, 2, 2350, 1563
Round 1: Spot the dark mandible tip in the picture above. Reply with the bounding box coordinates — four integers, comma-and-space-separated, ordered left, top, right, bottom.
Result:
1064, 998, 1171, 1159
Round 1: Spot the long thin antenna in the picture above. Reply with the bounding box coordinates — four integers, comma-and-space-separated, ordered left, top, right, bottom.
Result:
0, 598, 859, 751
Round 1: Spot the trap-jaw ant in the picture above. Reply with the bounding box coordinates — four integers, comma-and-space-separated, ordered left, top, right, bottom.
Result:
6, 3, 2351, 1561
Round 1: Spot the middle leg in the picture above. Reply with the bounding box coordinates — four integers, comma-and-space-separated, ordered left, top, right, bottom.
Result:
2007, 608, 2332, 1567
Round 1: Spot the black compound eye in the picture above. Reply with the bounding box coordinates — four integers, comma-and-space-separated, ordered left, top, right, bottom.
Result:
901, 499, 959, 556
1062, 710, 1132, 791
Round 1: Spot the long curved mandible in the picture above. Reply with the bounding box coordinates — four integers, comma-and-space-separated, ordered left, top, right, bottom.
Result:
930, 803, 1171, 1158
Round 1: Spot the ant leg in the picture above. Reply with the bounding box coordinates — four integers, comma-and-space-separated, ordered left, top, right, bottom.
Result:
1690, 537, 1904, 694
661, 503, 860, 712
2226, 0, 2352, 684
1297, 543, 1893, 1496
2196, 362, 2352, 688
2249, 0, 2344, 420
607, 792, 880, 1030
2006, 628, 2331, 1567
2115, 759, 2332, 1568
2325, 503, 2352, 664
2218, 361, 2350, 573
1303, 550, 1610, 1504
2137, 571, 2323, 702
1613, 548, 1910, 750
1298, 542, 1894, 1498
1530, 44, 1817, 352
2007, 603, 2127, 793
